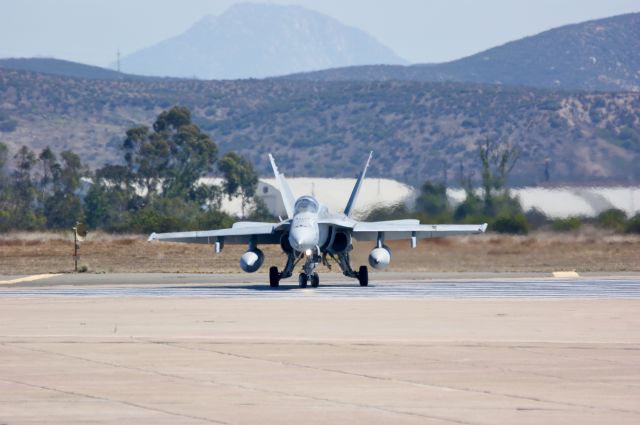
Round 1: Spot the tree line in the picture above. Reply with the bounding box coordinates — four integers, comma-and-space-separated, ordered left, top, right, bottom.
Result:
1, 106, 638, 235
0, 106, 271, 233
365, 139, 640, 235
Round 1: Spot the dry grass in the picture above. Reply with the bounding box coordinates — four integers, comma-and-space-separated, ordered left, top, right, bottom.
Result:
0, 229, 638, 275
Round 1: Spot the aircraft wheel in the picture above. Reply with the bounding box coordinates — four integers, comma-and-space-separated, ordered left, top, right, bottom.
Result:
311, 273, 320, 288
298, 273, 308, 288
358, 266, 368, 287
269, 266, 280, 288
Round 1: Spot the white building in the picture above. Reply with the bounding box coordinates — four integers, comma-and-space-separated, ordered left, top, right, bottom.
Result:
447, 187, 640, 218
200, 178, 640, 219
206, 177, 415, 218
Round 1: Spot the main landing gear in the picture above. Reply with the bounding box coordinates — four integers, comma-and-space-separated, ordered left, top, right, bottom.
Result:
268, 251, 368, 288
357, 265, 368, 287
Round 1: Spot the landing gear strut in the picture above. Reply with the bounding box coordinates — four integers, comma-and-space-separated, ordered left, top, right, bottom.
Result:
334, 252, 368, 287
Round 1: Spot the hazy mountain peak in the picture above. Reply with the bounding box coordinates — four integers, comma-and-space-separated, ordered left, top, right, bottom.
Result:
283, 12, 640, 92
118, 3, 406, 79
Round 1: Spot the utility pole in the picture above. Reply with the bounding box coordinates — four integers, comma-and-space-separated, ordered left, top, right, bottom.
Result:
117, 49, 121, 73
72, 223, 87, 272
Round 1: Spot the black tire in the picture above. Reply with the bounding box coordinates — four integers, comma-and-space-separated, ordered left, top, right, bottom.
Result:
269, 266, 280, 288
298, 273, 308, 288
358, 266, 368, 287
311, 273, 320, 288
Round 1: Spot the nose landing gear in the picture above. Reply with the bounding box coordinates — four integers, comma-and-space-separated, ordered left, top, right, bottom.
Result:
298, 271, 319, 288
298, 273, 308, 288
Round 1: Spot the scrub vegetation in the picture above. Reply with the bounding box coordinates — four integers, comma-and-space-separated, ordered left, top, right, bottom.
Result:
1, 67, 639, 186
0, 107, 269, 234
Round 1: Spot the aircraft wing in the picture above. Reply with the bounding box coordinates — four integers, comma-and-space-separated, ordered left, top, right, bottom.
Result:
148, 222, 286, 245
351, 221, 488, 241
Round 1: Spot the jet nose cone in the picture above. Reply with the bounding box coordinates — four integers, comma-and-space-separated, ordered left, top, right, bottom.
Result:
289, 227, 316, 252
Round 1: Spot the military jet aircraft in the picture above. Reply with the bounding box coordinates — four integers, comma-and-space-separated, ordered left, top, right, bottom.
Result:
148, 153, 487, 288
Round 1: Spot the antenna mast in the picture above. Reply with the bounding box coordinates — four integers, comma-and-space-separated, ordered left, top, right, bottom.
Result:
117, 49, 121, 73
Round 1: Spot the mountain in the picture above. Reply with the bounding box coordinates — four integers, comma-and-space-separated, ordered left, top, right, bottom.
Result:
283, 13, 640, 92
0, 58, 156, 81
117, 3, 406, 80
1, 67, 639, 186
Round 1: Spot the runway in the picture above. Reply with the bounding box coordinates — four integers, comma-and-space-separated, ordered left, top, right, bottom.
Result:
1, 275, 639, 299
2, 273, 639, 424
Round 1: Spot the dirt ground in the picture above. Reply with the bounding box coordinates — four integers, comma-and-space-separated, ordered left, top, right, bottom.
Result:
0, 229, 638, 275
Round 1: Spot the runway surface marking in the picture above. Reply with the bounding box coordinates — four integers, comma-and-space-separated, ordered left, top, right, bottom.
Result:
0, 273, 61, 285
552, 271, 581, 278
0, 278, 639, 299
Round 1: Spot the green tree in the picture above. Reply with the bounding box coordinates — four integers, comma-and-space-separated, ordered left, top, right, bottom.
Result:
626, 214, 640, 234
8, 147, 43, 229
123, 106, 218, 201
44, 191, 83, 229
597, 208, 627, 232
84, 165, 137, 231
453, 190, 485, 223
478, 139, 520, 217
492, 213, 529, 234
363, 203, 411, 222
552, 216, 583, 232
126, 197, 233, 234
218, 152, 258, 218
0, 142, 10, 231
41, 150, 85, 229
38, 147, 60, 204
415, 182, 451, 220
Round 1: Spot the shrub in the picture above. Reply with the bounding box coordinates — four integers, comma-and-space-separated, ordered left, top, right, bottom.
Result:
597, 208, 627, 232
524, 208, 549, 230
492, 213, 529, 234
626, 214, 640, 234
552, 216, 582, 232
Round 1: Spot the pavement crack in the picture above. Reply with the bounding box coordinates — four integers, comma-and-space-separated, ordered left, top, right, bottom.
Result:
157, 341, 640, 417
1, 343, 233, 424
0, 377, 229, 424
4, 342, 469, 425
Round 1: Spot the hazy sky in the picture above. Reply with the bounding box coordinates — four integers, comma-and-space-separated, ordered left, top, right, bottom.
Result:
1, 0, 638, 67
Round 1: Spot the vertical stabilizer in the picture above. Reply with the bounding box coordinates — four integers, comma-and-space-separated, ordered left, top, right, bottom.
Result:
344, 151, 373, 217
268, 154, 296, 219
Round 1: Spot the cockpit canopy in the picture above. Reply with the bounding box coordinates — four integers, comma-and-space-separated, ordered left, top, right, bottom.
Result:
294, 196, 319, 214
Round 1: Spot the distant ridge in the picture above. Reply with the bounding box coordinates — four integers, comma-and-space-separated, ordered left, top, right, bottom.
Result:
282, 13, 640, 92
2, 67, 639, 186
0, 58, 158, 81
117, 3, 406, 79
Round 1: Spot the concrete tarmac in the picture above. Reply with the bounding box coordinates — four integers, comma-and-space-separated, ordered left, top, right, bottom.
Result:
1, 273, 639, 424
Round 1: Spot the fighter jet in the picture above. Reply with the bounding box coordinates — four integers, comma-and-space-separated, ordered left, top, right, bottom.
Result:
148, 153, 487, 288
